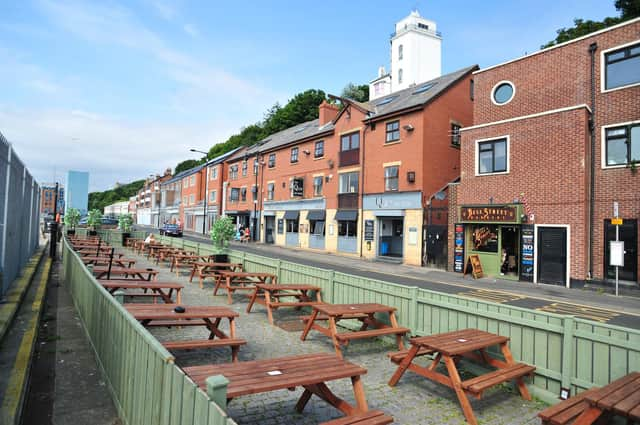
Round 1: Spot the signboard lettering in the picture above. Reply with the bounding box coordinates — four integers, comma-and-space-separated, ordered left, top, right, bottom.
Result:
519, 224, 534, 282
291, 178, 304, 197
460, 206, 517, 223
454, 224, 465, 273
364, 220, 374, 241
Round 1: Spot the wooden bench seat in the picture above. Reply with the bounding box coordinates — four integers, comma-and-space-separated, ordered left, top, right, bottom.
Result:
300, 313, 369, 322
269, 301, 323, 308
144, 319, 207, 327
121, 292, 174, 303
387, 347, 434, 364
462, 363, 536, 396
162, 338, 246, 350
538, 388, 598, 425
320, 410, 394, 425
335, 327, 410, 342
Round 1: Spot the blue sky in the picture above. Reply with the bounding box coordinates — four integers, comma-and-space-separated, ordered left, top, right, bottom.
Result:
0, 0, 617, 191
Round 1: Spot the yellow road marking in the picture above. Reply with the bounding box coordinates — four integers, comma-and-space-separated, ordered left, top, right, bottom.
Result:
457, 289, 526, 304
536, 302, 619, 323
0, 258, 51, 424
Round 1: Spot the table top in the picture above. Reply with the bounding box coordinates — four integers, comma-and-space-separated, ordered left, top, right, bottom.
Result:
183, 353, 366, 398
584, 372, 640, 419
410, 329, 509, 356
93, 266, 158, 275
313, 303, 396, 316
173, 254, 207, 259
98, 280, 183, 289
125, 304, 238, 320
218, 271, 276, 278
82, 256, 134, 262
192, 262, 242, 268
255, 283, 320, 291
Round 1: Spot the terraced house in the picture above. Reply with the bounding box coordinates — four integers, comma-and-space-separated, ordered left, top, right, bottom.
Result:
450, 17, 640, 288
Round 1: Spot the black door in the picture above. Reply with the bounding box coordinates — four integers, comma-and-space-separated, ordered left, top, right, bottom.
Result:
424, 225, 448, 269
604, 219, 638, 282
537, 227, 567, 286
265, 217, 275, 244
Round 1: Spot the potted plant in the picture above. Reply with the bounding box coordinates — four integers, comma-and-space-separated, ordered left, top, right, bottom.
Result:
63, 208, 81, 235
118, 213, 134, 246
86, 209, 102, 236
210, 216, 235, 263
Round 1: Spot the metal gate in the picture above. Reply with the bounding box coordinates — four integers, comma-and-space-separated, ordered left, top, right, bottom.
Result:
424, 225, 448, 268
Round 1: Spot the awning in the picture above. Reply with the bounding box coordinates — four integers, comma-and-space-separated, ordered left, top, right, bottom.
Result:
283, 210, 299, 220
334, 210, 358, 221
306, 210, 326, 221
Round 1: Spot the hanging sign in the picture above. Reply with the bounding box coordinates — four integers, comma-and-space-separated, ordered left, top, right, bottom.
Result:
460, 206, 517, 223
291, 178, 304, 197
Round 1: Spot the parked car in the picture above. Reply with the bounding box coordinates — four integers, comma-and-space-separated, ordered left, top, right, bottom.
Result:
159, 223, 183, 237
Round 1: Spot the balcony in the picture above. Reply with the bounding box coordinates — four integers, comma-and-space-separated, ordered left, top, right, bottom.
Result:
338, 193, 359, 209
339, 149, 359, 167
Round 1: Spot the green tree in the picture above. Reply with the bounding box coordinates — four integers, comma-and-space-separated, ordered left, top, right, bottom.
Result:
210, 216, 236, 253
261, 89, 327, 135
340, 83, 370, 102
174, 159, 202, 174
616, 0, 640, 19
88, 179, 144, 212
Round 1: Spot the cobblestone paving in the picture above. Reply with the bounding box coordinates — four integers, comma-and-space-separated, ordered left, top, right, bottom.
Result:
127, 248, 546, 425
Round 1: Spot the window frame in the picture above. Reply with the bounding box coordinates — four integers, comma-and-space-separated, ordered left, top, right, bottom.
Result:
229, 188, 239, 202
475, 136, 509, 176
398, 68, 403, 84
602, 40, 640, 92
314, 140, 324, 158
268, 153, 276, 168
384, 166, 399, 191
242, 161, 248, 177
211, 166, 218, 180
338, 172, 359, 194
340, 132, 360, 152
290, 147, 299, 163
267, 182, 275, 201
209, 190, 216, 203
189, 194, 195, 205
601, 120, 640, 168
190, 175, 196, 186
313, 176, 323, 197
229, 165, 238, 180
491, 80, 515, 106
385, 120, 400, 143
398, 44, 403, 60
451, 123, 461, 147
240, 187, 247, 202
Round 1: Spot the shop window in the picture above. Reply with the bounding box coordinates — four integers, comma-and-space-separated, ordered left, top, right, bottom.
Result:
313, 176, 323, 196
286, 219, 299, 233
605, 42, 640, 90
605, 123, 640, 166
310, 220, 325, 236
470, 224, 498, 253
384, 166, 399, 191
385, 121, 400, 143
338, 220, 357, 237
477, 138, 508, 174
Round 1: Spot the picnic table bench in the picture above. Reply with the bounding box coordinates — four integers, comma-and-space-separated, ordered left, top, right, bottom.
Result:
93, 266, 159, 281
126, 304, 245, 361
388, 328, 535, 425
188, 262, 243, 289
98, 279, 183, 304
169, 254, 210, 276
300, 303, 409, 358
320, 410, 394, 425
82, 256, 136, 268
246, 283, 323, 324
183, 353, 370, 416
154, 248, 190, 265
214, 271, 277, 304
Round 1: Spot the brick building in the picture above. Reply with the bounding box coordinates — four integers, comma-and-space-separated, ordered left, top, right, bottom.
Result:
40, 184, 64, 216
450, 18, 640, 288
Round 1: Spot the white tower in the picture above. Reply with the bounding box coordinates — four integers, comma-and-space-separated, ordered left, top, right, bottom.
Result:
370, 10, 442, 100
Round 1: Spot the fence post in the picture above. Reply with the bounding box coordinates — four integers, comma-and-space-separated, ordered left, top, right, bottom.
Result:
327, 270, 335, 304
276, 259, 282, 282
206, 375, 229, 410
409, 286, 419, 332
561, 316, 575, 393
241, 252, 246, 271
113, 290, 125, 305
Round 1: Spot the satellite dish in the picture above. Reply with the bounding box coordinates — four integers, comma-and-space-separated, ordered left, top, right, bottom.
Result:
434, 191, 446, 200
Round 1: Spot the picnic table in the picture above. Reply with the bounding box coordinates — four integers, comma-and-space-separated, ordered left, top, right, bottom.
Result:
188, 262, 243, 289
153, 248, 189, 265
300, 303, 409, 358
183, 353, 369, 416
98, 279, 183, 304
76, 250, 124, 258
214, 271, 277, 304
569, 372, 640, 424
92, 266, 159, 281
125, 304, 245, 361
246, 283, 323, 325
82, 256, 136, 268
170, 254, 211, 276
388, 328, 535, 425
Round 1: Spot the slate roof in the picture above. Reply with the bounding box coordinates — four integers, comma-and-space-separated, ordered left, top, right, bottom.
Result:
243, 119, 335, 156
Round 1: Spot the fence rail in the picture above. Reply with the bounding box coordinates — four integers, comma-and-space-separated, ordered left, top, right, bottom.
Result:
157, 235, 640, 404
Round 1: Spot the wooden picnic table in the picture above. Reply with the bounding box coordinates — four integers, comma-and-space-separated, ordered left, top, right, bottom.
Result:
75, 246, 115, 255
214, 271, 277, 304
570, 372, 640, 424
92, 266, 159, 281
388, 328, 535, 425
189, 262, 243, 289
76, 250, 124, 258
169, 254, 210, 276
98, 279, 183, 304
246, 283, 322, 325
125, 304, 245, 361
153, 247, 189, 265
300, 303, 409, 358
183, 353, 369, 416
82, 256, 136, 268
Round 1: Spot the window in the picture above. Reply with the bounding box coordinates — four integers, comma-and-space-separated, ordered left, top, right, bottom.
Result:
605, 43, 640, 90
290, 147, 299, 163
313, 176, 323, 196
229, 188, 239, 202
376, 96, 397, 106
605, 124, 640, 166
209, 190, 217, 203
478, 138, 508, 174
230, 165, 238, 180
338, 220, 357, 237
398, 44, 403, 60
492, 81, 515, 105
241, 187, 247, 202
412, 82, 436, 95
253, 159, 259, 175
212, 166, 218, 180
340, 132, 359, 151
190, 175, 196, 186
339, 172, 359, 193
375, 82, 384, 96
183, 179, 188, 188
418, 23, 429, 30
311, 220, 325, 236
242, 161, 248, 177
286, 218, 299, 233
398, 68, 403, 84
268, 153, 276, 168
470, 79, 475, 101
384, 166, 399, 191
189, 194, 195, 205
314, 140, 324, 158
470, 224, 498, 253
182, 196, 188, 205
267, 183, 275, 200
451, 123, 461, 147
386, 121, 400, 143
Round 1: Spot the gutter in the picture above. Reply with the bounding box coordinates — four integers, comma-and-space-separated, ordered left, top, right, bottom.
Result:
587, 42, 597, 280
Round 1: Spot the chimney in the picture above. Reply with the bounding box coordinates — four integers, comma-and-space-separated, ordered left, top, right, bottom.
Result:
318, 100, 340, 126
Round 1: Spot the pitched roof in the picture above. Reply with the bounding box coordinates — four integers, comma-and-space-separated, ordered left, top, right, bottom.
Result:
245, 119, 334, 155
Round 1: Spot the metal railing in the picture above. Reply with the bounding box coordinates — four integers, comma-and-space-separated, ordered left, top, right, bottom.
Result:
390, 23, 442, 39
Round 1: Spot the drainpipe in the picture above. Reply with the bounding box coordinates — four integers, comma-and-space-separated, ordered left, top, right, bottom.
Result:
588, 42, 597, 280
221, 181, 228, 218
359, 119, 371, 258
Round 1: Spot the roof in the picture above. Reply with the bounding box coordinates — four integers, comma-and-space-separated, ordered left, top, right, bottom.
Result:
162, 165, 202, 185
244, 119, 335, 155
206, 146, 243, 165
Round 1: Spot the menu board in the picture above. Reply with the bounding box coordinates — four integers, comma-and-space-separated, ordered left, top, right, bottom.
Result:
364, 220, 374, 241
465, 254, 484, 279
519, 224, 534, 282
277, 219, 284, 234
454, 224, 465, 273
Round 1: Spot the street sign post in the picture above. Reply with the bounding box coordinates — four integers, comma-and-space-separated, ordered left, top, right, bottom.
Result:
611, 201, 622, 296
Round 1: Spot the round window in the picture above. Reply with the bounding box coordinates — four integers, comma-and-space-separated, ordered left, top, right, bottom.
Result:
492, 82, 515, 105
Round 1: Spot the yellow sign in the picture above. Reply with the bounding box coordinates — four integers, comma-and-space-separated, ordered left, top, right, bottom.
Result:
611, 218, 623, 225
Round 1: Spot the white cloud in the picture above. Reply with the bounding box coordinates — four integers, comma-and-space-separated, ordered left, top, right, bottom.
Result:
183, 23, 198, 37
25, 79, 62, 94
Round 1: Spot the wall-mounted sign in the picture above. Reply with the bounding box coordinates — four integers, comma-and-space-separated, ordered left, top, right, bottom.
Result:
408, 227, 418, 245
454, 224, 465, 273
519, 224, 534, 282
291, 178, 304, 197
277, 219, 284, 234
364, 220, 374, 241
460, 205, 518, 223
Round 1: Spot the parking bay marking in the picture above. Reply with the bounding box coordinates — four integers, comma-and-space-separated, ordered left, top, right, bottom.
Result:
536, 302, 619, 322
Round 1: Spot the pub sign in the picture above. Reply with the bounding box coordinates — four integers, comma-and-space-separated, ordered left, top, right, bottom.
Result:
460, 205, 520, 223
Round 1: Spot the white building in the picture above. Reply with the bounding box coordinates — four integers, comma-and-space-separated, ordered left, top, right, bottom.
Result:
103, 201, 129, 217
369, 10, 442, 100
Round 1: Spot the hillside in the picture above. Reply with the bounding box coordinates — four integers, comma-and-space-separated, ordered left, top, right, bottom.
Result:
88, 179, 145, 213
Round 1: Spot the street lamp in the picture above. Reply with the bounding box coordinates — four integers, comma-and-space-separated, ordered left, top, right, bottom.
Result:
190, 148, 209, 235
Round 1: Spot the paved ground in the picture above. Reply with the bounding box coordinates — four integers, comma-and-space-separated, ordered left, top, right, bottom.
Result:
127, 245, 547, 424
143, 226, 640, 329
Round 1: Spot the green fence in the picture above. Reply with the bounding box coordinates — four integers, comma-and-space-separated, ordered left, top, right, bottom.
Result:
73, 228, 147, 247
62, 237, 237, 425
158, 235, 640, 405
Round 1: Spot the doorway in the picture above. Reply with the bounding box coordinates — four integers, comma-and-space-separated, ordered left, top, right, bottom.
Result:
265, 216, 275, 244
604, 219, 638, 283
500, 226, 519, 278
537, 226, 567, 286
378, 217, 403, 258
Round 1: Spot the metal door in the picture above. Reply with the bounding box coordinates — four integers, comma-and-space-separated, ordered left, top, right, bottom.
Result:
604, 219, 638, 282
265, 217, 275, 244
537, 227, 567, 285
424, 225, 448, 268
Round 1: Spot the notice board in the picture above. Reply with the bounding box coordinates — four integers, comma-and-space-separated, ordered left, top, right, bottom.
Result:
364, 220, 374, 241
277, 219, 284, 234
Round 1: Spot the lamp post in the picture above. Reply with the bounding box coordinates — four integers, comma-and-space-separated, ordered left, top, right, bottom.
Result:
190, 148, 209, 235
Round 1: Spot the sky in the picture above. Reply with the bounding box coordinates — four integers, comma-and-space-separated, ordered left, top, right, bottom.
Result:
0, 0, 618, 192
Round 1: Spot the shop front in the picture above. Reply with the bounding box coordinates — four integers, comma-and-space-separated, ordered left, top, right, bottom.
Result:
456, 204, 531, 281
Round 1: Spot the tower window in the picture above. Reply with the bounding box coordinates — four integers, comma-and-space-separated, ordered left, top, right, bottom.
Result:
398, 69, 403, 84
398, 44, 403, 60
